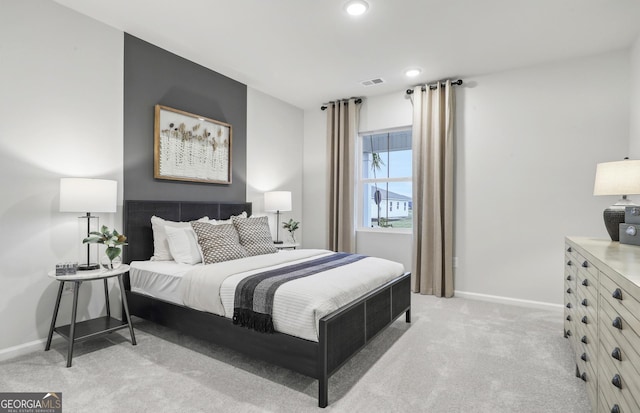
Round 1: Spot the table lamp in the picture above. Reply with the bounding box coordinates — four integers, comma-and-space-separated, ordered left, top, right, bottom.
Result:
264, 191, 292, 244
60, 178, 117, 270
593, 159, 640, 241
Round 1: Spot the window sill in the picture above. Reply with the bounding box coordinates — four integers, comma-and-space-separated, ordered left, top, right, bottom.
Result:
356, 227, 412, 235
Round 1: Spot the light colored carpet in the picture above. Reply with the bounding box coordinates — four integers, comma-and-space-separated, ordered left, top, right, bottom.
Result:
0, 295, 589, 412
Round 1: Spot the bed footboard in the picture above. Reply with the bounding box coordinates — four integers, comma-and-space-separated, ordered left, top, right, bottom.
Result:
317, 272, 411, 407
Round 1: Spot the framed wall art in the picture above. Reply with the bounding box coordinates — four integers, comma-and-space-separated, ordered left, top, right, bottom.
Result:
154, 105, 232, 184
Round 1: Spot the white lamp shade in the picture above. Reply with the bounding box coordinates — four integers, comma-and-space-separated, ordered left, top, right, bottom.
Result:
264, 191, 292, 212
60, 178, 117, 213
593, 160, 640, 196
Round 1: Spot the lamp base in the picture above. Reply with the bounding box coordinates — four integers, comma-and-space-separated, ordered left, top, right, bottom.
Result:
77, 263, 100, 271
604, 197, 636, 241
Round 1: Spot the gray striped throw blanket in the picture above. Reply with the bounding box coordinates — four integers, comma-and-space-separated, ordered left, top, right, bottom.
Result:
232, 252, 366, 333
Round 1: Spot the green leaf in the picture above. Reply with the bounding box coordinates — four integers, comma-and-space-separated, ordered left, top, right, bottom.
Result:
105, 246, 121, 261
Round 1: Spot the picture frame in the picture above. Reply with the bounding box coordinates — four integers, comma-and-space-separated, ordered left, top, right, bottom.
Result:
154, 104, 232, 184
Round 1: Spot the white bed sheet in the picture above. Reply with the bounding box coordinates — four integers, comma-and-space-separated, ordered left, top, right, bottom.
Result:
129, 260, 195, 305
181, 249, 405, 342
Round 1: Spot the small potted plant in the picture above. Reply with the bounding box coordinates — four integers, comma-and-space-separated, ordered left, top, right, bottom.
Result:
282, 219, 300, 243
83, 225, 128, 270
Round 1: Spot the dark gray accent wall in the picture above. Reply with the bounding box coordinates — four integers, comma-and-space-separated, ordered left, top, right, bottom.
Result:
123, 34, 246, 202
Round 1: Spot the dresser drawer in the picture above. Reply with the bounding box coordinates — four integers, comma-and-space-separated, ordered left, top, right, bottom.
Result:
599, 319, 640, 400
600, 273, 640, 338
577, 269, 598, 307
576, 287, 598, 331
601, 386, 635, 413
599, 341, 640, 412
574, 251, 598, 280
599, 298, 640, 350
565, 255, 578, 283
577, 345, 598, 400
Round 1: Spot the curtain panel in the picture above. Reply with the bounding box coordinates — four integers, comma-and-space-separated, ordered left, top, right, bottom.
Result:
326, 98, 361, 253
411, 81, 455, 297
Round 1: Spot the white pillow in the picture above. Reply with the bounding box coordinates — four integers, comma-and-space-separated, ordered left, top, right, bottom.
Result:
207, 211, 247, 225
165, 225, 202, 265
150, 215, 208, 261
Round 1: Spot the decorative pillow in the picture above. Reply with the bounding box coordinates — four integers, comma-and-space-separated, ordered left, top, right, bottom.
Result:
232, 216, 278, 256
165, 225, 202, 265
150, 215, 208, 261
191, 222, 249, 264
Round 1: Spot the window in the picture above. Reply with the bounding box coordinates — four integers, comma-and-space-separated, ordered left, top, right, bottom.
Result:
358, 128, 412, 230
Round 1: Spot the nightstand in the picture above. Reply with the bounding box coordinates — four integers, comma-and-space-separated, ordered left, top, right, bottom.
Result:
275, 242, 299, 250
45, 264, 136, 367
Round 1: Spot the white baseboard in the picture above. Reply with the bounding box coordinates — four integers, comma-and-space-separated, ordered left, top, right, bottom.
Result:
455, 290, 563, 313
0, 336, 63, 363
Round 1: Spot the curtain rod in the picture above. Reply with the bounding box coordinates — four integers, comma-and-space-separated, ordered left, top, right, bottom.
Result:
405, 79, 463, 95
321, 98, 362, 111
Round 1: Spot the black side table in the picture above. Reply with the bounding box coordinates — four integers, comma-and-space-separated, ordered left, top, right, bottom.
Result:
45, 264, 136, 367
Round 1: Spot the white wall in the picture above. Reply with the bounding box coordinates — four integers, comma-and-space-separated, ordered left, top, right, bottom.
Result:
629, 35, 640, 158
0, 0, 123, 358
302, 109, 329, 249
246, 88, 304, 243
456, 51, 629, 305
303, 50, 630, 306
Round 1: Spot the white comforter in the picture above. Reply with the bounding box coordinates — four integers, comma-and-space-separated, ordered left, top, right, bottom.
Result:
180, 249, 405, 342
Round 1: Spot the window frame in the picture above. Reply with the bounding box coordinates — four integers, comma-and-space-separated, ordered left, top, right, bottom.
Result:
356, 126, 413, 234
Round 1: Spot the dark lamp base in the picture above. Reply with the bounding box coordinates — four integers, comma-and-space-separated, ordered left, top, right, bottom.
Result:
78, 264, 100, 271
603, 207, 626, 241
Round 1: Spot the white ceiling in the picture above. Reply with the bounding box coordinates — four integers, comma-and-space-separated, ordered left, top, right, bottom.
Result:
53, 0, 640, 110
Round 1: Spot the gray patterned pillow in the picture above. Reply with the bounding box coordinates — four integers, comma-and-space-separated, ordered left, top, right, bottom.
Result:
191, 222, 248, 264
232, 216, 278, 256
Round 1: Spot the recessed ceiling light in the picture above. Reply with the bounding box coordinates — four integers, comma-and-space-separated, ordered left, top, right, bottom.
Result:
345, 0, 369, 16
405, 68, 422, 78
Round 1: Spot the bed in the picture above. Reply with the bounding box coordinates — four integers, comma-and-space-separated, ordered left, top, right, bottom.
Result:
123, 200, 411, 407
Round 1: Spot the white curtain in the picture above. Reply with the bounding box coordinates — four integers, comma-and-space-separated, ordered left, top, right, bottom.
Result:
326, 98, 361, 253
411, 81, 455, 297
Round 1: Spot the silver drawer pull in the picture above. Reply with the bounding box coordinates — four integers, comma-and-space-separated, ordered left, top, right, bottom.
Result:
580, 352, 588, 362
582, 279, 589, 287
581, 316, 588, 324
566, 315, 572, 322
582, 261, 588, 268
580, 372, 587, 382
581, 298, 588, 307
566, 288, 572, 294
612, 374, 622, 389
566, 275, 572, 281
613, 317, 623, 330
565, 329, 571, 337
566, 303, 572, 309
567, 260, 572, 266
612, 288, 623, 300
567, 247, 572, 252
581, 335, 588, 344
611, 404, 620, 413
611, 347, 622, 361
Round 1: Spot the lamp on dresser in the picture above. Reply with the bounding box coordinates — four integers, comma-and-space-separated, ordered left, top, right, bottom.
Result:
60, 178, 117, 270
593, 158, 640, 241
264, 191, 291, 244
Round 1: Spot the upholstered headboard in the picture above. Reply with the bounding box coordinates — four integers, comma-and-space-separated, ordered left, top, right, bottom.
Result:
123, 200, 252, 263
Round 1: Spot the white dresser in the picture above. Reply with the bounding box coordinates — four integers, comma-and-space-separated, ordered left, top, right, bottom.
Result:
565, 237, 640, 413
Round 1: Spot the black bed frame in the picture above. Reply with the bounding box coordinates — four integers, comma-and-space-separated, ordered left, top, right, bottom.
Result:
123, 200, 411, 407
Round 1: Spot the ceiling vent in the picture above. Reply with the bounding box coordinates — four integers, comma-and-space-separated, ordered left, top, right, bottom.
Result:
361, 78, 385, 87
